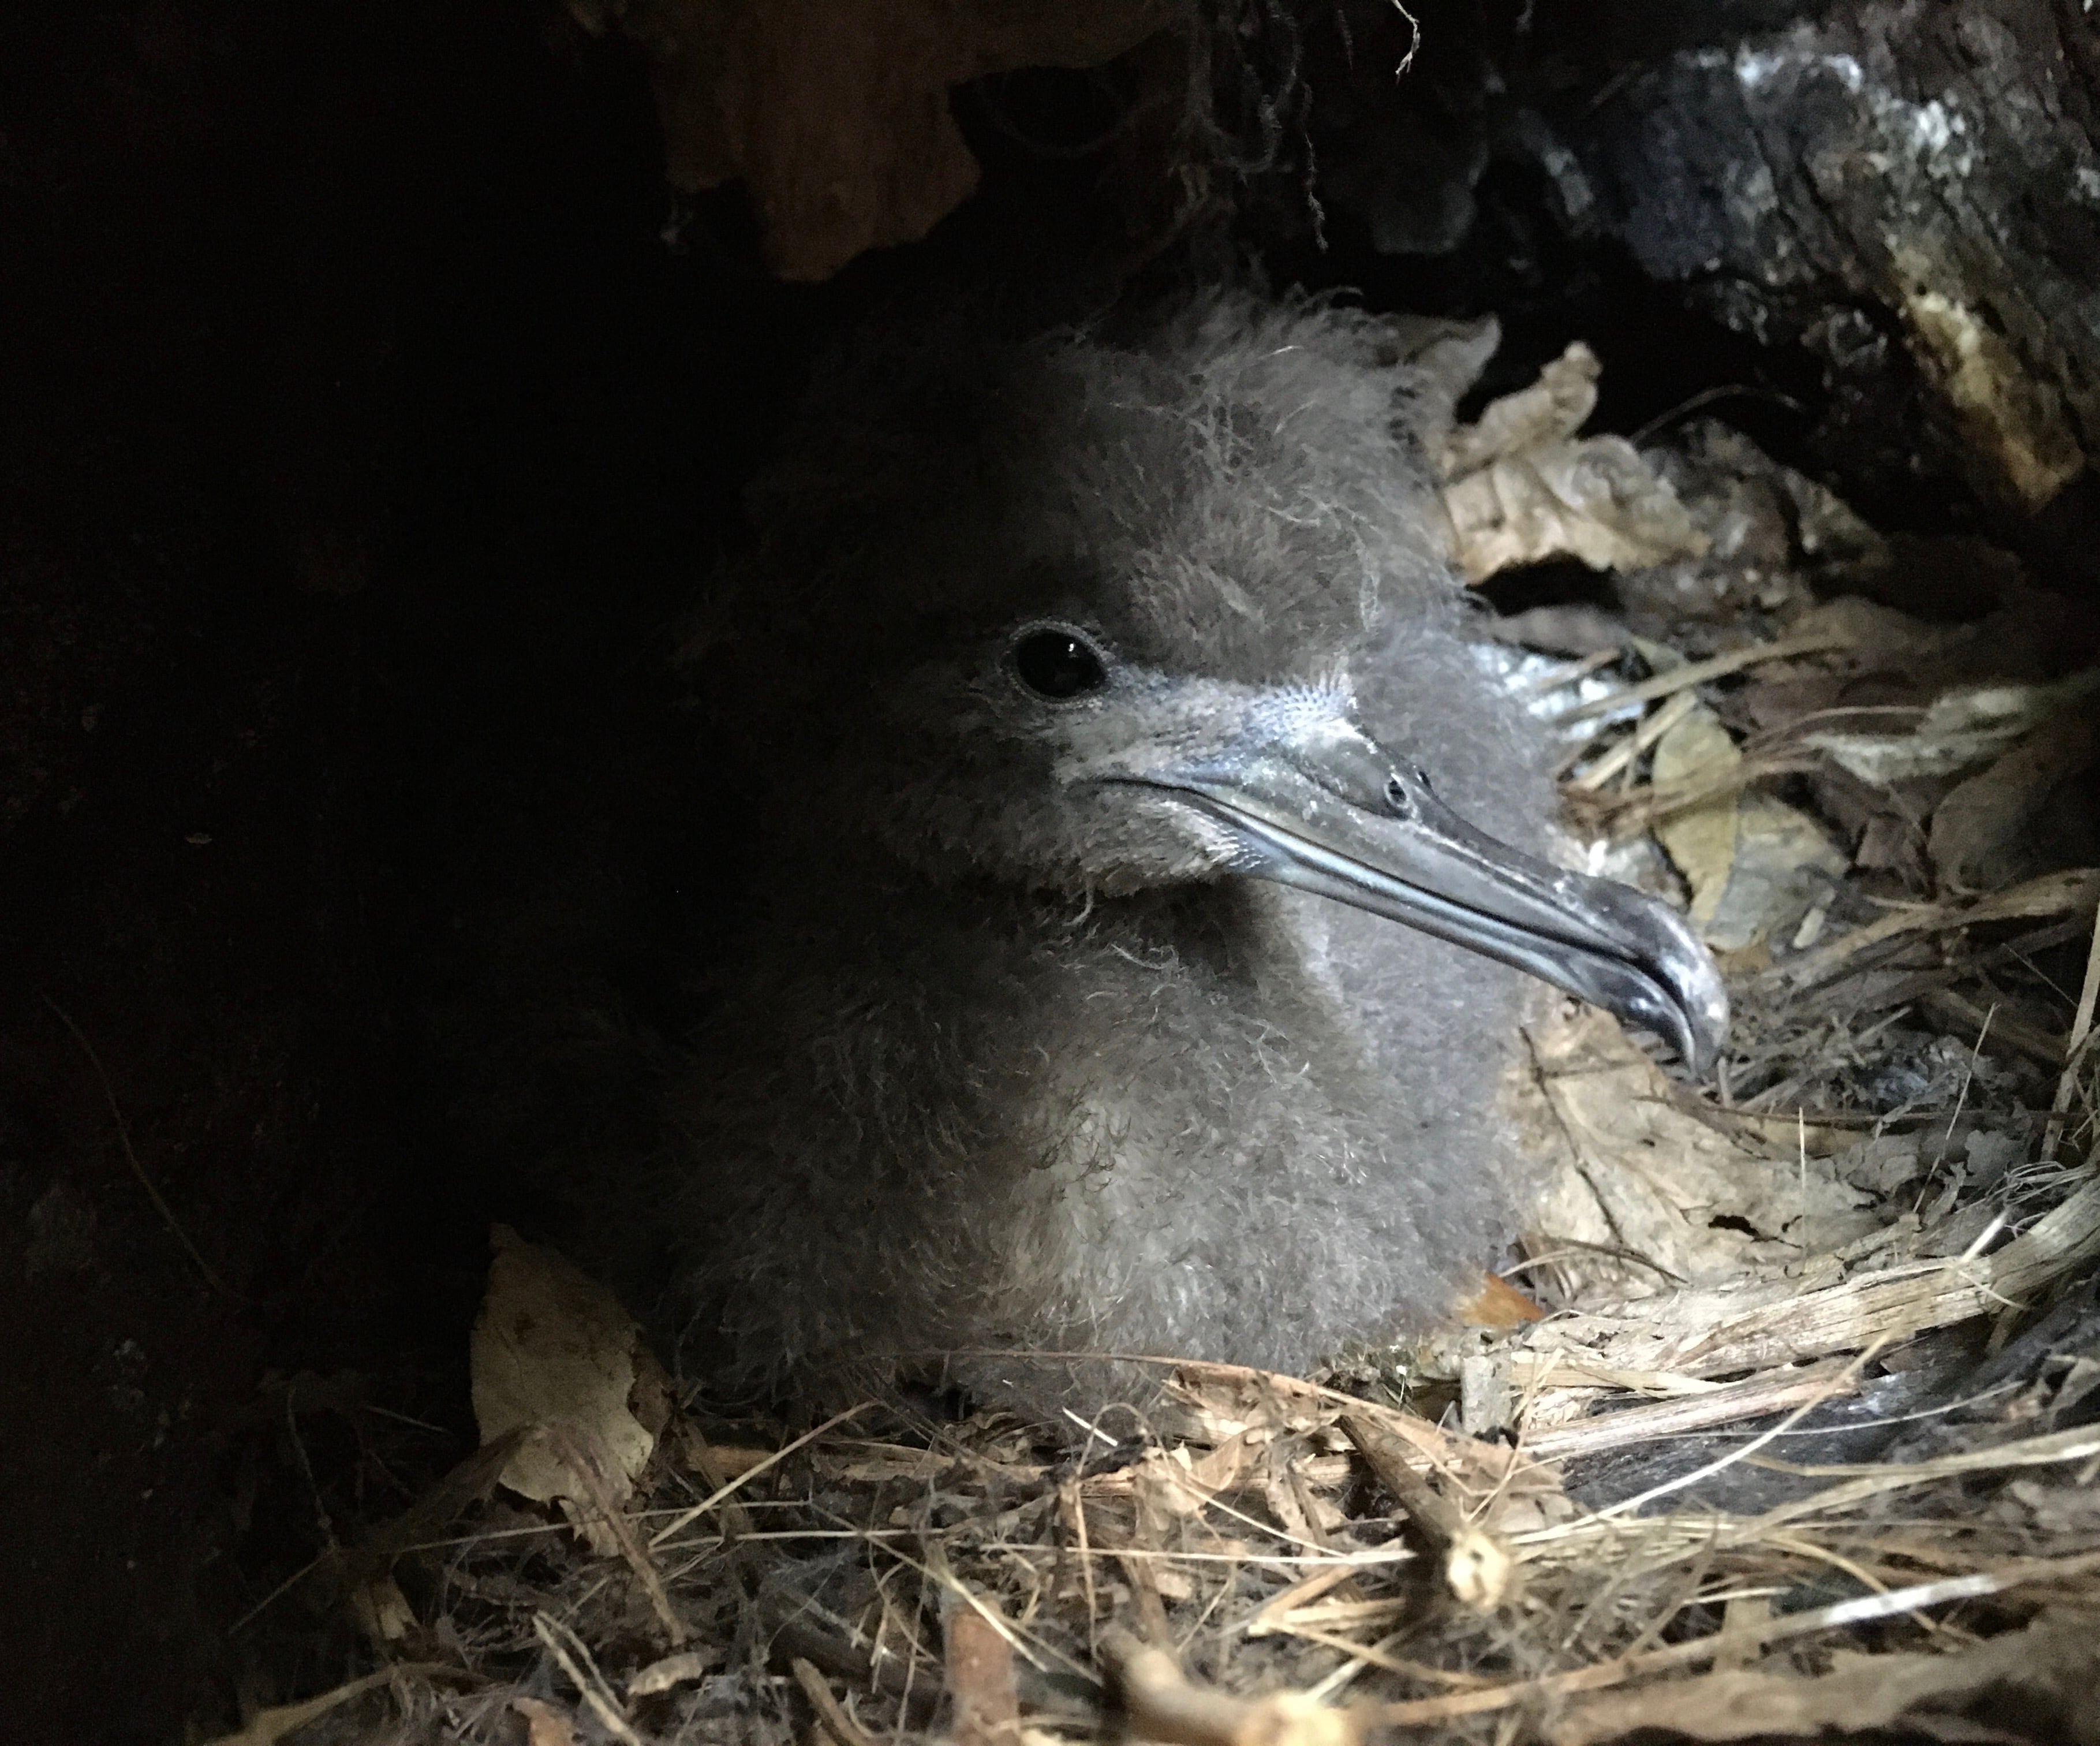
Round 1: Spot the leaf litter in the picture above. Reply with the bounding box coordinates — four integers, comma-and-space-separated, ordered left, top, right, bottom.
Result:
213, 341, 2100, 1745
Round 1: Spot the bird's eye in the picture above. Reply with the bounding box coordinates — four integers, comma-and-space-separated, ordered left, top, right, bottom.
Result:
1012, 629, 1107, 700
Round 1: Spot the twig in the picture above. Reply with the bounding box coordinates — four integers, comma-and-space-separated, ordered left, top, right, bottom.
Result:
1338, 1413, 1464, 1551
534, 1611, 648, 1746
1560, 626, 1856, 723
648, 1402, 872, 1547
1516, 1359, 1861, 1462
1765, 870, 2100, 995
2043, 893, 2100, 1161
1103, 1626, 1361, 1746
1570, 689, 1700, 791
793, 1658, 877, 1746
1922, 988, 2061, 1069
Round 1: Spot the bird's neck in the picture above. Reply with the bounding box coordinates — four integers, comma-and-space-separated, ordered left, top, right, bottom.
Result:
765, 835, 1337, 1024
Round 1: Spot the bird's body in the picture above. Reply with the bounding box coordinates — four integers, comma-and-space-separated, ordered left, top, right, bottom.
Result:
663, 809, 1533, 1397
498, 293, 1724, 1407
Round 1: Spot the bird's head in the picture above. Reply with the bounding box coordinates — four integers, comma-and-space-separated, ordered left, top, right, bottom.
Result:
711, 294, 1727, 1071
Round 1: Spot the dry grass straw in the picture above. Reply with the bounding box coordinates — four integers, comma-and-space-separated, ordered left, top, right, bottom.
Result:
229, 936, 2100, 1740
292, 1216, 2100, 1743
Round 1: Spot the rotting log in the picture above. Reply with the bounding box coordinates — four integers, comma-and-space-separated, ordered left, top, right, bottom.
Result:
1302, 0, 2099, 527
1574, 0, 2098, 514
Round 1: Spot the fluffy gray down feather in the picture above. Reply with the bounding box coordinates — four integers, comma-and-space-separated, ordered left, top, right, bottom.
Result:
593, 290, 1562, 1407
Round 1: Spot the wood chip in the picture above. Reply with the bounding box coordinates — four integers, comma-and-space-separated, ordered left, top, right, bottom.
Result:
946, 1603, 1022, 1746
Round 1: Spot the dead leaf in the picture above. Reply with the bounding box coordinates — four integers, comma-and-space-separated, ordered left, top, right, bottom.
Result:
511, 1697, 582, 1746
627, 1647, 724, 1698
1650, 707, 1739, 912
1444, 436, 1710, 581
1438, 341, 1600, 477
573, 0, 1171, 280
1458, 1273, 1546, 1328
1520, 1008, 1877, 1295
1172, 1363, 1568, 1538
1651, 703, 1845, 951
1930, 708, 2100, 891
1802, 669, 2100, 786
1548, 1608, 2100, 1746
1436, 342, 1710, 581
470, 1225, 656, 1547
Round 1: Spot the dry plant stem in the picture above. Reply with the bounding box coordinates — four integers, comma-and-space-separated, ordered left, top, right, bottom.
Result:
1059, 1478, 1101, 1657
1106, 1545, 2100, 1743
1368, 1553, 2100, 1727
1526, 1422, 2100, 1573
1548, 1611, 2098, 1746
1659, 1179, 2100, 1377
1587, 1341, 1888, 1526
1766, 870, 2100, 994
1337, 1413, 1464, 1549
1745, 1420, 2100, 1498
1571, 690, 1699, 792
792, 1657, 877, 1746
1279, 1625, 1492, 1689
2043, 894, 2100, 1160
648, 1401, 873, 1547
1873, 916, 2090, 1013
1518, 1359, 1862, 1461
535, 1611, 648, 1746
1245, 1568, 1355, 1636
44, 995, 243, 1300
200, 1664, 476, 1746
1104, 1627, 1359, 1746
1572, 751, 1818, 838
1561, 626, 1856, 723
539, 1422, 687, 1644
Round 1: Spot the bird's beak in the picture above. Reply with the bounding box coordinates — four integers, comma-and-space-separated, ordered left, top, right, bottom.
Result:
1139, 722, 1729, 1075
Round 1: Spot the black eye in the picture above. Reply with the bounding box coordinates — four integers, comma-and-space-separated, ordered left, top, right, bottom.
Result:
1012, 629, 1107, 699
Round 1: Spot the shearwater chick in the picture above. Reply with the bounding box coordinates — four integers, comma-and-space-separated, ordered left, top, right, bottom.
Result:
632, 292, 1726, 1404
